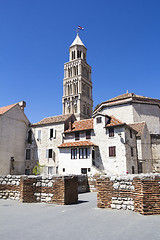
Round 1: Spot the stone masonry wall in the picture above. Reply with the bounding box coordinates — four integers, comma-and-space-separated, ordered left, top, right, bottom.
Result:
97, 174, 160, 215
0, 175, 78, 205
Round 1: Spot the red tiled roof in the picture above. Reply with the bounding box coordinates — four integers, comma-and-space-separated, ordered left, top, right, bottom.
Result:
128, 122, 146, 137
58, 140, 97, 148
65, 118, 93, 133
0, 103, 17, 115
105, 115, 124, 127
32, 114, 73, 126
94, 93, 160, 112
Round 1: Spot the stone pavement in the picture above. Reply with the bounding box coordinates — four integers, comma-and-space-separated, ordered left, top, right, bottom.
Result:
0, 192, 160, 240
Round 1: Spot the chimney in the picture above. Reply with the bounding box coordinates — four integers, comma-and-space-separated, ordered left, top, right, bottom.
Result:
18, 101, 26, 112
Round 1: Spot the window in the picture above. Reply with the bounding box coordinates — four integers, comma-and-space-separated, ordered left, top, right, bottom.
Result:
26, 149, 31, 160
109, 128, 114, 137
48, 167, 53, 175
37, 130, 41, 140
27, 129, 32, 144
130, 129, 132, 138
86, 130, 91, 139
50, 128, 56, 139
75, 132, 79, 140
109, 146, 116, 157
25, 169, 30, 175
81, 168, 87, 174
71, 148, 77, 159
138, 162, 143, 173
50, 129, 53, 138
132, 166, 135, 174
88, 168, 91, 172
36, 149, 41, 160
49, 149, 53, 158
92, 150, 95, 160
96, 117, 102, 124
79, 148, 89, 159
46, 149, 54, 159
131, 147, 134, 157
63, 168, 65, 172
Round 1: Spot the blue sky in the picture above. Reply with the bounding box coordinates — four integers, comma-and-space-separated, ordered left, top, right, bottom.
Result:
0, 0, 160, 123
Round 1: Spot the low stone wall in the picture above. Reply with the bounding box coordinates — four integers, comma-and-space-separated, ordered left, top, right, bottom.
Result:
97, 174, 160, 215
0, 175, 78, 205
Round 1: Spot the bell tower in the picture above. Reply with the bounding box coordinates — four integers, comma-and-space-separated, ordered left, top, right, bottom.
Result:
62, 33, 93, 120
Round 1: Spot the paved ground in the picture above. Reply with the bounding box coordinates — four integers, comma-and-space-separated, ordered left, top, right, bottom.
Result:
0, 192, 160, 240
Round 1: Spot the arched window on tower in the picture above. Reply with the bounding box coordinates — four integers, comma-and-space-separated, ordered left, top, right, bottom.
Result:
79, 51, 81, 58
76, 66, 78, 75
72, 52, 74, 60
83, 53, 86, 61
74, 51, 75, 59
74, 66, 76, 76
77, 50, 79, 58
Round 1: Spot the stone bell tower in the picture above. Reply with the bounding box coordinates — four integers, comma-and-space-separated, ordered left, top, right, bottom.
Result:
62, 33, 93, 120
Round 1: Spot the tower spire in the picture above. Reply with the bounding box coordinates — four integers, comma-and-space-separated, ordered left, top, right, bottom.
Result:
62, 34, 93, 120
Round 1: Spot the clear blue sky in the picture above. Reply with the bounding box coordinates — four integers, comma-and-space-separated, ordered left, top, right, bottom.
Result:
0, 0, 160, 123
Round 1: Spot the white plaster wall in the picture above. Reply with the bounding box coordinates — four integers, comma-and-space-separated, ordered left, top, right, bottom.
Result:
92, 116, 127, 174
58, 148, 92, 175
132, 103, 160, 134
0, 105, 29, 175
98, 103, 134, 124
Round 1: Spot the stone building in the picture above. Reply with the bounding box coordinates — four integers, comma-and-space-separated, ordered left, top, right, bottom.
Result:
58, 114, 138, 175
62, 33, 93, 120
94, 93, 160, 173
25, 114, 76, 175
0, 101, 29, 175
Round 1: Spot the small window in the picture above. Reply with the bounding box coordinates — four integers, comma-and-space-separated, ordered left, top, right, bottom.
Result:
26, 149, 31, 160
131, 147, 134, 157
48, 167, 53, 175
92, 150, 95, 160
81, 168, 87, 174
27, 130, 32, 144
25, 169, 30, 175
88, 168, 91, 172
50, 129, 53, 138
75, 132, 79, 141
109, 146, 116, 157
130, 129, 132, 138
86, 130, 91, 139
79, 148, 89, 159
109, 128, 114, 137
37, 130, 41, 140
138, 162, 143, 173
96, 117, 102, 124
71, 148, 77, 159
132, 166, 135, 174
63, 168, 65, 172
48, 149, 53, 158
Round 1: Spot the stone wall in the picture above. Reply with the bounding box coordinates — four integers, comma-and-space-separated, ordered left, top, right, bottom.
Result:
97, 174, 160, 215
0, 175, 78, 205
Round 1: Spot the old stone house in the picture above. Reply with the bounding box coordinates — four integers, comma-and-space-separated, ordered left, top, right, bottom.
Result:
58, 113, 139, 175
94, 93, 160, 173
0, 101, 29, 175
25, 114, 76, 175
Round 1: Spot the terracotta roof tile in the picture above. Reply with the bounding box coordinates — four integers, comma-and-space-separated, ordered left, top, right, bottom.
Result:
105, 115, 124, 127
0, 103, 17, 115
128, 122, 146, 137
58, 140, 97, 148
32, 114, 73, 126
94, 93, 160, 112
65, 118, 93, 133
